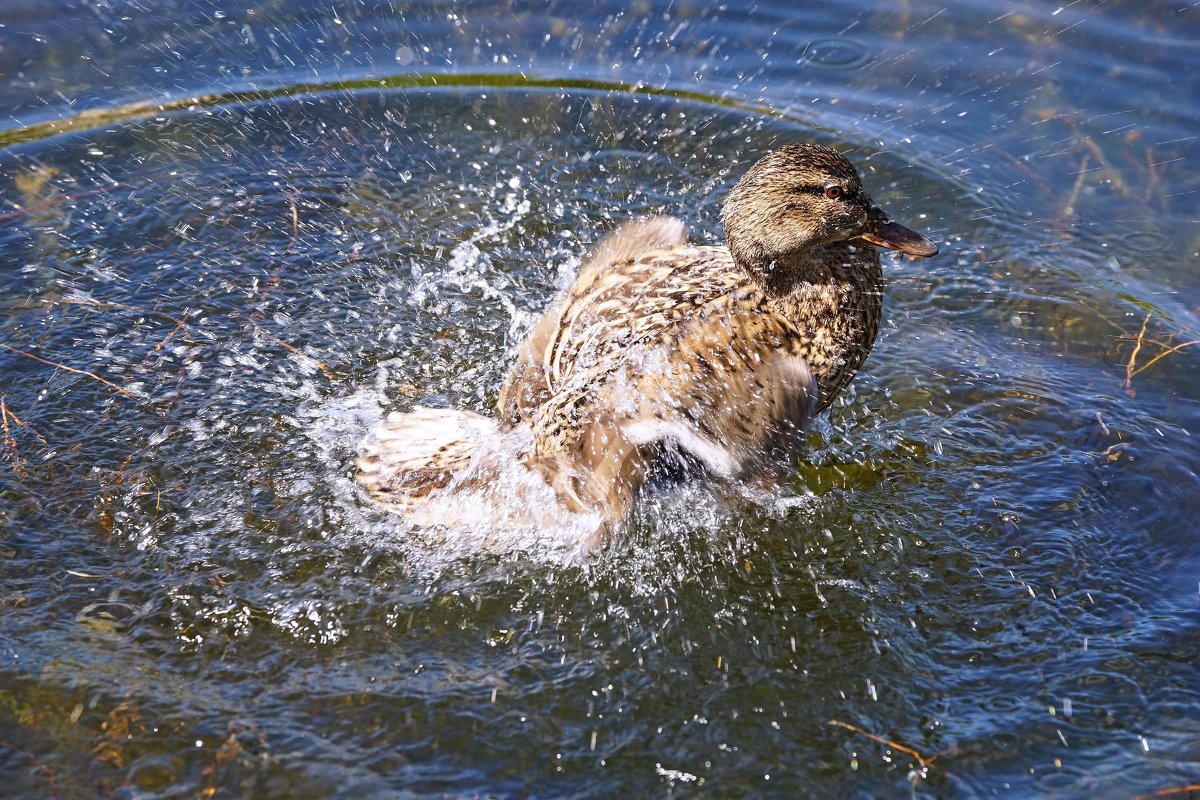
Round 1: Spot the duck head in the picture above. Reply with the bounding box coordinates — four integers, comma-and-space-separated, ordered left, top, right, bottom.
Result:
722, 143, 937, 288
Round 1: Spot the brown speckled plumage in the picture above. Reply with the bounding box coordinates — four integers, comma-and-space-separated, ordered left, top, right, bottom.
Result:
357, 143, 937, 547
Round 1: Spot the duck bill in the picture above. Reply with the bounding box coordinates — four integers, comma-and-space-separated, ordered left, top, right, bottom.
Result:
856, 219, 938, 257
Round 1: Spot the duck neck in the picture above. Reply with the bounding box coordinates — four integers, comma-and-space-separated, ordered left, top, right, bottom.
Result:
744, 248, 840, 296
734, 241, 885, 411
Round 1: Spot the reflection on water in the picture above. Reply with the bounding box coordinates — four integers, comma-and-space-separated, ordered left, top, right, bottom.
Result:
1, 1, 1199, 797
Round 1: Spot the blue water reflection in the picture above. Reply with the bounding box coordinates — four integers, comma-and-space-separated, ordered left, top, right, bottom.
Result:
1, 1, 1198, 797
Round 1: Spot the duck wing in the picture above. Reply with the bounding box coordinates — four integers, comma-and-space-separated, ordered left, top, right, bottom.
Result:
497, 216, 688, 427
524, 278, 818, 521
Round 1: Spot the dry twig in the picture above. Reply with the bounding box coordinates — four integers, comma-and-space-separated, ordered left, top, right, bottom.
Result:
1075, 133, 1133, 197
250, 323, 334, 378
144, 309, 191, 359
1144, 146, 1161, 203
58, 297, 187, 327
0, 343, 141, 400
1123, 313, 1152, 394
1118, 312, 1200, 394
1128, 338, 1200, 381
1, 398, 46, 444
1133, 783, 1200, 800
827, 718, 937, 770
1, 398, 27, 478
1062, 153, 1091, 221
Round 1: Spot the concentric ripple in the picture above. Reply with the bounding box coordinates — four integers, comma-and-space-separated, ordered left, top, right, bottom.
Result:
0, 74, 1198, 799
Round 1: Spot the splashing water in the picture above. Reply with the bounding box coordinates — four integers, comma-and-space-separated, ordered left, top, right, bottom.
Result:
1, 2, 1199, 796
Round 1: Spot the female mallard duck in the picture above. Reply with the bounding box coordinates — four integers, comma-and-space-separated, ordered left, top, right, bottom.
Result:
357, 143, 937, 548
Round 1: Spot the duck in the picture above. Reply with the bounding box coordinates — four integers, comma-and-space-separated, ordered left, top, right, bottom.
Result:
356, 143, 938, 550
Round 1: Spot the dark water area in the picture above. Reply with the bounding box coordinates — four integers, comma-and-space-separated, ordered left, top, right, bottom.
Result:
1, 1, 1199, 797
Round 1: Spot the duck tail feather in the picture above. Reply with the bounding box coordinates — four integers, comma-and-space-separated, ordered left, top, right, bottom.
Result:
355, 407, 498, 507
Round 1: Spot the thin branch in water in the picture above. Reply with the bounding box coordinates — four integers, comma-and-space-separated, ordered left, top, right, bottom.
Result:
282, 195, 302, 262
249, 323, 334, 379
1118, 312, 1200, 392
57, 297, 188, 328
827, 719, 936, 770
997, 148, 1053, 195
1075, 132, 1133, 197
1061, 152, 1090, 222
0, 739, 62, 798
1123, 312, 1152, 395
1144, 146, 1161, 203
1134, 784, 1200, 800
1, 398, 47, 445
57, 297, 329, 381
0, 343, 142, 400
1075, 297, 1135, 337
0, 398, 23, 478
1130, 338, 1200, 380
144, 309, 191, 360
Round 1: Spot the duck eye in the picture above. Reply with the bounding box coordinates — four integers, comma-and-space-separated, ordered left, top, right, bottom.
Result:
824, 185, 844, 200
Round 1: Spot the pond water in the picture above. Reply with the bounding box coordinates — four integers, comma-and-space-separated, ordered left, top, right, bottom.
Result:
2, 1, 1199, 797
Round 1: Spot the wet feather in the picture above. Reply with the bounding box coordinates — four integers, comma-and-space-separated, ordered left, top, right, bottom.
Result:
357, 143, 938, 548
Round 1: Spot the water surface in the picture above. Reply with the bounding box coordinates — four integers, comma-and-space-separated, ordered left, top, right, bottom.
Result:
2, 1, 1199, 797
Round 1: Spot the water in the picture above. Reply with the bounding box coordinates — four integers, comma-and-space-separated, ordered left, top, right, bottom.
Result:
1, 1, 1198, 796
